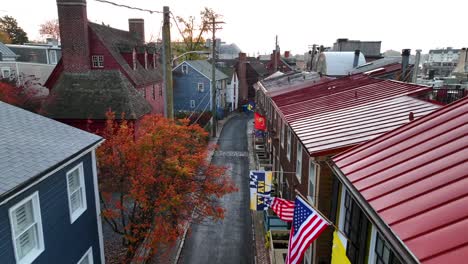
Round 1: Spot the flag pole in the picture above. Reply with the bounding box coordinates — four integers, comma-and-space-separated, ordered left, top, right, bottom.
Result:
294, 189, 351, 242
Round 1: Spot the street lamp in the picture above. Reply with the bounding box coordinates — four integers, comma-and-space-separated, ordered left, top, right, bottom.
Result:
172, 50, 210, 66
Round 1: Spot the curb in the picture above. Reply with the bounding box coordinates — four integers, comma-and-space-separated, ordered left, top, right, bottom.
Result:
173, 112, 241, 264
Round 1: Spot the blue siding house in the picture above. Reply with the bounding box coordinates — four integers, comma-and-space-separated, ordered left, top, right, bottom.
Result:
172, 60, 228, 115
0, 101, 105, 264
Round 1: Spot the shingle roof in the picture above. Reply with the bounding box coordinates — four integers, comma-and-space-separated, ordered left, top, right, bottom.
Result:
0, 42, 18, 59
332, 97, 468, 264
178, 60, 228, 81
42, 70, 151, 119
271, 74, 438, 156
0, 101, 102, 199
89, 23, 162, 87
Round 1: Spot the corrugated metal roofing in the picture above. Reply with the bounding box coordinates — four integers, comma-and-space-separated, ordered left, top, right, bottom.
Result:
272, 74, 438, 156
333, 97, 468, 264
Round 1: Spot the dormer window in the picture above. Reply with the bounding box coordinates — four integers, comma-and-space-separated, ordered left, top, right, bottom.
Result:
92, 55, 104, 68
132, 49, 137, 70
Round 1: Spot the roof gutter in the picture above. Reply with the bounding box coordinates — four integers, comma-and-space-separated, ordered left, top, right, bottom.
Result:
327, 159, 420, 264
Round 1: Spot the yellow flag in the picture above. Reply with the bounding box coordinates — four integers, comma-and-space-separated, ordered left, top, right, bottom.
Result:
331, 231, 351, 264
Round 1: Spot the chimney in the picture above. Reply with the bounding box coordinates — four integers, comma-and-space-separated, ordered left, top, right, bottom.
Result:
353, 49, 361, 67
56, 0, 90, 73
0, 52, 3, 61
284, 51, 290, 58
238, 52, 248, 104
129, 18, 145, 44
412, 49, 422, 83
401, 49, 411, 81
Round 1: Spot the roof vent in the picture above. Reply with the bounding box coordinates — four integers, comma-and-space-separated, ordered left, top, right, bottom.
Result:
409, 112, 414, 121
355, 91, 358, 98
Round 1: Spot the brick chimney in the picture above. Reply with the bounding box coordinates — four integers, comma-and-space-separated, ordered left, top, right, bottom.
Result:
238, 52, 248, 103
129, 18, 145, 44
56, 0, 90, 73
284, 51, 290, 58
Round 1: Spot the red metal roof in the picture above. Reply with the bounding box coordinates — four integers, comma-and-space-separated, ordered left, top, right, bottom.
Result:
333, 97, 468, 263
272, 74, 438, 156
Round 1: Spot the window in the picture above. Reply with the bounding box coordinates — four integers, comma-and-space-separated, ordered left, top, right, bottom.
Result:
1, 67, 11, 78
190, 100, 195, 108
182, 64, 188, 74
49, 50, 57, 64
78, 247, 93, 264
287, 127, 291, 160
341, 190, 370, 264
281, 122, 285, 148
9, 191, 44, 264
374, 233, 401, 264
91, 55, 104, 68
159, 85, 163, 97
66, 163, 87, 223
308, 160, 316, 205
296, 140, 302, 182
152, 84, 156, 100
197, 83, 204, 92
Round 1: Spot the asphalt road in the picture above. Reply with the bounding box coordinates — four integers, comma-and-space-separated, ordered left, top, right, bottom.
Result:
179, 114, 254, 264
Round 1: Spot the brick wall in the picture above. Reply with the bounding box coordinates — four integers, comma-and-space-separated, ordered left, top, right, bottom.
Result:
57, 0, 90, 73
128, 18, 145, 44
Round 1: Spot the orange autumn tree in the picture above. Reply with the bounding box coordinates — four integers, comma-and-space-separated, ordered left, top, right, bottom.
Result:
96, 112, 236, 262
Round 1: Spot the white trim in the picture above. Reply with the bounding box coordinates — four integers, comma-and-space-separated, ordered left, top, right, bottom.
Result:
197, 82, 204, 92
337, 187, 348, 248
9, 191, 45, 264
77, 246, 94, 264
66, 162, 87, 223
286, 127, 291, 161
91, 150, 105, 264
308, 159, 316, 206
0, 142, 103, 206
368, 225, 378, 264
295, 140, 302, 183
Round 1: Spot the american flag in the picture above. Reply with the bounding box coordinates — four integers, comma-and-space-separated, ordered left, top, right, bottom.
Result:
264, 197, 295, 222
286, 196, 330, 264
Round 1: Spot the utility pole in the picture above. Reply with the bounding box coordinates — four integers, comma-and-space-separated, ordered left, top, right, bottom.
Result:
162, 6, 173, 119
208, 16, 224, 137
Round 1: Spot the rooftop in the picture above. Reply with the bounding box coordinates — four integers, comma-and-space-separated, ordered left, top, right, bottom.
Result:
332, 97, 468, 263
272, 74, 438, 156
0, 101, 102, 199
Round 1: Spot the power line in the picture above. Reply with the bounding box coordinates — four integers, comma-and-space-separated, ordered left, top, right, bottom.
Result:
94, 0, 163, 14
188, 91, 211, 120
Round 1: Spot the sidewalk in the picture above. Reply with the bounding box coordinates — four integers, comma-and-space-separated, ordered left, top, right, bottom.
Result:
247, 116, 271, 264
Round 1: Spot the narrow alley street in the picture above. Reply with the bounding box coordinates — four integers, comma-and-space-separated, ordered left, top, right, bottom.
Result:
178, 114, 254, 264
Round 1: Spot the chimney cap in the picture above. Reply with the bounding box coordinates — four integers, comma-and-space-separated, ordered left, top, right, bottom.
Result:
354, 49, 361, 55
402, 49, 411, 56
129, 18, 144, 22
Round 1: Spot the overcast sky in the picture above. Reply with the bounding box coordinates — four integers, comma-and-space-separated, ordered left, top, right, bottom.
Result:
3, 0, 467, 56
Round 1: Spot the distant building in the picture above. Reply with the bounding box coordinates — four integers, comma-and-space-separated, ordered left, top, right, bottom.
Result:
172, 60, 228, 116
332, 38, 382, 61
0, 101, 105, 264
423, 47, 461, 77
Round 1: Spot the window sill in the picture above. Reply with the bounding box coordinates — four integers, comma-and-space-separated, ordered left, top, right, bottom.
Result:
70, 207, 87, 224
17, 247, 44, 264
